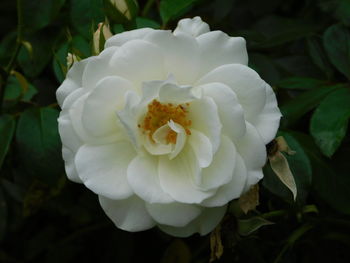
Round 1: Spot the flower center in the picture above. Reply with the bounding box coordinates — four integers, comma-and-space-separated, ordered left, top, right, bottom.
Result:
139, 99, 192, 144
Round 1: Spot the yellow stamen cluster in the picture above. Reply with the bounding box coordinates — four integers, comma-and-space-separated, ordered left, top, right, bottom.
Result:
139, 100, 192, 144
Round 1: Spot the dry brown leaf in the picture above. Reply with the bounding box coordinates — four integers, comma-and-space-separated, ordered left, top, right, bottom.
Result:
210, 225, 224, 262
269, 151, 297, 200
238, 184, 259, 214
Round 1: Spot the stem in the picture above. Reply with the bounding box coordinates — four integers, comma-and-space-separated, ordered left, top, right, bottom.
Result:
0, 0, 23, 113
141, 0, 156, 17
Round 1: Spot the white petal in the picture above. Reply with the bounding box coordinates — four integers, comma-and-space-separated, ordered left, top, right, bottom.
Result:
143, 129, 173, 155
82, 47, 119, 90
110, 39, 165, 90
58, 110, 82, 152
197, 31, 248, 76
201, 82, 246, 141
105, 28, 154, 48
187, 96, 222, 153
201, 154, 247, 207
56, 58, 90, 106
249, 84, 282, 144
174, 16, 210, 37
61, 88, 85, 110
168, 120, 187, 159
199, 136, 236, 190
143, 31, 200, 84
81, 76, 134, 137
117, 91, 142, 149
146, 202, 202, 227
62, 147, 82, 183
197, 64, 267, 122
159, 145, 215, 204
235, 122, 267, 190
159, 205, 227, 237
127, 155, 173, 204
158, 83, 197, 103
75, 142, 136, 199
99, 195, 155, 232
188, 129, 213, 168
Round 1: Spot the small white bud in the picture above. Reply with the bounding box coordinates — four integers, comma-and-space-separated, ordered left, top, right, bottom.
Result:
93, 22, 113, 55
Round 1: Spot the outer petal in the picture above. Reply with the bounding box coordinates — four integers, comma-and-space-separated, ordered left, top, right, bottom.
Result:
235, 122, 267, 190
201, 154, 247, 207
197, 31, 248, 77
110, 39, 165, 90
58, 110, 82, 152
173, 16, 210, 37
99, 195, 155, 232
62, 147, 82, 183
145, 202, 202, 227
198, 136, 236, 190
127, 155, 174, 204
81, 76, 134, 137
159, 205, 227, 237
56, 58, 90, 106
187, 96, 222, 153
82, 47, 119, 90
159, 145, 215, 204
75, 142, 136, 199
197, 64, 267, 122
105, 28, 154, 48
249, 84, 282, 144
143, 31, 200, 84
201, 82, 246, 141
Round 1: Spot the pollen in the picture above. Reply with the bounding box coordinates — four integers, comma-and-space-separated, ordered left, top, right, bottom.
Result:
139, 100, 192, 144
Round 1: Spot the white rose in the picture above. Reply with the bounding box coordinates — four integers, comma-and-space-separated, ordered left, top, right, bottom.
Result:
56, 16, 281, 237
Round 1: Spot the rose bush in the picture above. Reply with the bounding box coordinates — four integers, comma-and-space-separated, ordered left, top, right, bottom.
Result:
56, 16, 281, 237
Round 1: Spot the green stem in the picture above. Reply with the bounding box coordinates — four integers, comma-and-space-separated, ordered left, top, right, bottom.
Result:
142, 0, 156, 17
260, 209, 288, 219
273, 224, 313, 263
0, 0, 23, 113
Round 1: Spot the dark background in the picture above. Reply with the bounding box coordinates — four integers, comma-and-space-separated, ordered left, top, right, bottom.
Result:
1, 0, 350, 262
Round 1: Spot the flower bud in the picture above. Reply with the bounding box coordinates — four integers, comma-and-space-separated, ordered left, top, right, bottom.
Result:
93, 22, 113, 55
66, 53, 79, 69
104, 0, 139, 24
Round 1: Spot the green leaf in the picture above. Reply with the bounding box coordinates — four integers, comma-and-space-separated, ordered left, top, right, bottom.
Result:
0, 115, 15, 169
16, 107, 63, 185
251, 16, 318, 49
4, 75, 37, 102
320, 0, 350, 26
18, 29, 59, 78
0, 187, 7, 241
263, 132, 312, 204
307, 37, 333, 79
237, 217, 274, 236
21, 0, 66, 32
70, 0, 104, 39
288, 131, 350, 215
280, 84, 342, 127
277, 77, 325, 91
160, 0, 198, 25
249, 53, 280, 86
53, 36, 90, 83
310, 88, 350, 157
135, 17, 160, 29
323, 24, 350, 79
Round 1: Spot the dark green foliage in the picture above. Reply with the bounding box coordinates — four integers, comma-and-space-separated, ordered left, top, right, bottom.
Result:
0, 0, 350, 262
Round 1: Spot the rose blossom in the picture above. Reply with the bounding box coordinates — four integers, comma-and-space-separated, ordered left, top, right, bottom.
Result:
56, 16, 281, 237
